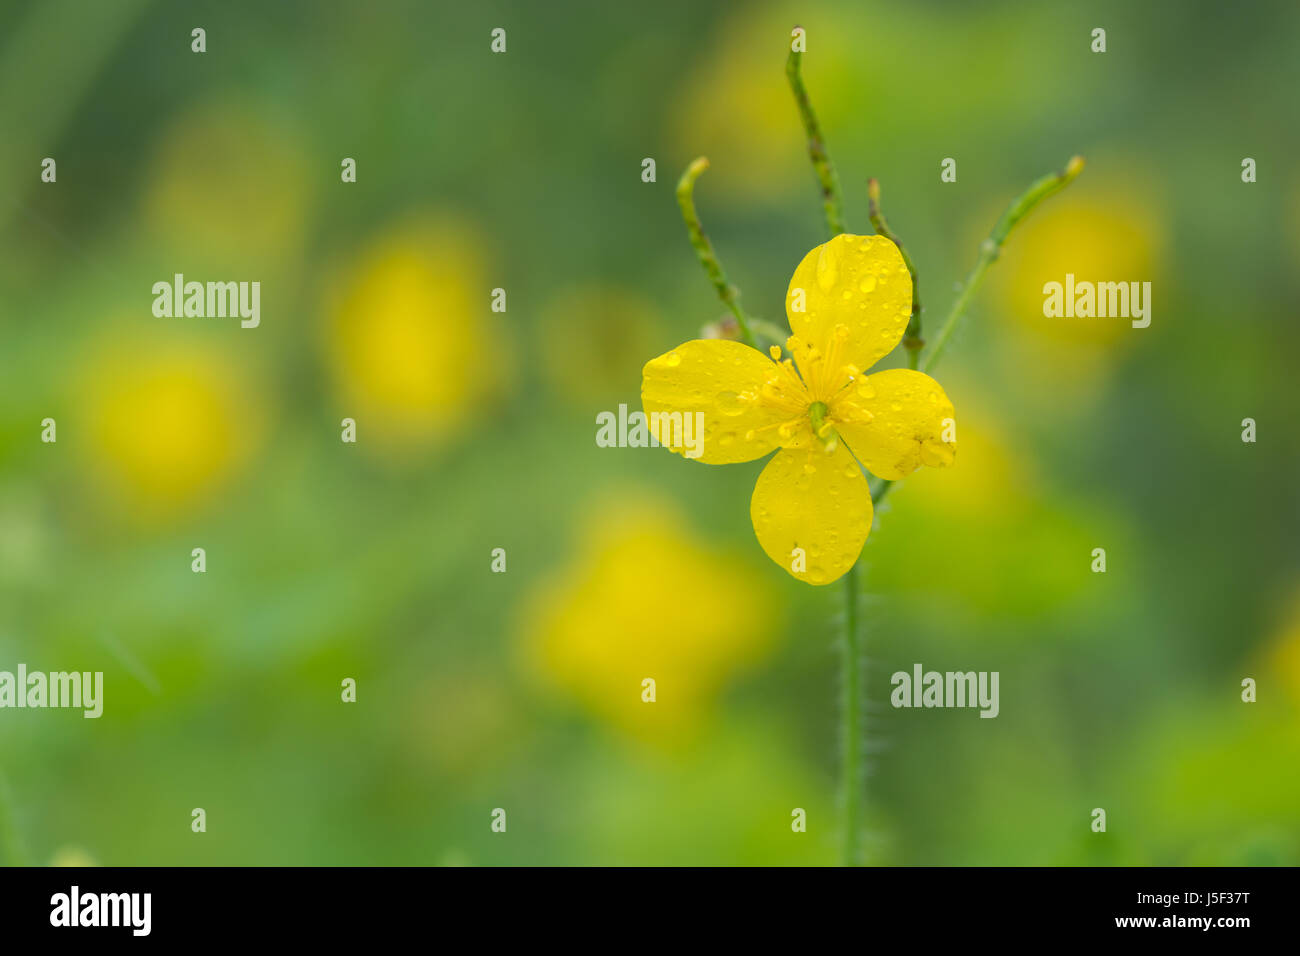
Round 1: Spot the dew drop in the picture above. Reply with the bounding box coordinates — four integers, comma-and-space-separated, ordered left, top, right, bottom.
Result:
716, 390, 746, 416
816, 244, 842, 292
920, 438, 955, 467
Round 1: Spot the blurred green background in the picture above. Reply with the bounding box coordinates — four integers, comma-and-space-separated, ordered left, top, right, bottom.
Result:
1, 0, 1298, 866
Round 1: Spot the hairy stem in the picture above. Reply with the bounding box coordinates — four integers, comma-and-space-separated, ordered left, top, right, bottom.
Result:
676, 157, 757, 348
923, 156, 1085, 373
867, 178, 923, 368
786, 41, 845, 238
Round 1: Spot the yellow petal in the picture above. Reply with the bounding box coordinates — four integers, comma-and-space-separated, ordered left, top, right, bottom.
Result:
835, 369, 956, 481
750, 442, 872, 585
785, 234, 911, 372
642, 339, 787, 464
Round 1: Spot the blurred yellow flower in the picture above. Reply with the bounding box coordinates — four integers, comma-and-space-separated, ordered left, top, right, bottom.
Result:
325, 218, 509, 454
144, 100, 310, 263
989, 172, 1165, 401
77, 336, 260, 518
520, 493, 776, 740
643, 234, 955, 585
1266, 586, 1300, 708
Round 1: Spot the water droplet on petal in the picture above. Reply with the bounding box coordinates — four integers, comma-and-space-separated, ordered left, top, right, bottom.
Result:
920, 438, 955, 467
716, 390, 746, 416
816, 244, 841, 291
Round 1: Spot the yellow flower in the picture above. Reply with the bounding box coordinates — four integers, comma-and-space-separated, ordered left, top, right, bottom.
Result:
642, 234, 955, 585
988, 172, 1165, 405
520, 492, 776, 741
325, 218, 510, 454
77, 335, 261, 519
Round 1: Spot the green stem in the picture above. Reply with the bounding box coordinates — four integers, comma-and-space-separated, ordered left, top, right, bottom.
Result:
786, 42, 845, 238
841, 561, 863, 866
867, 178, 923, 368
835, 468, 901, 868
676, 157, 757, 348
923, 156, 1085, 373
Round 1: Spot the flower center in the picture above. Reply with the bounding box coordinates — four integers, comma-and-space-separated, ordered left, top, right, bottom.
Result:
808, 401, 838, 453
747, 326, 873, 448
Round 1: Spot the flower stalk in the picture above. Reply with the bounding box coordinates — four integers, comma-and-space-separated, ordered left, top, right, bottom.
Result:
786, 42, 846, 237
676, 157, 758, 348
867, 178, 923, 368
